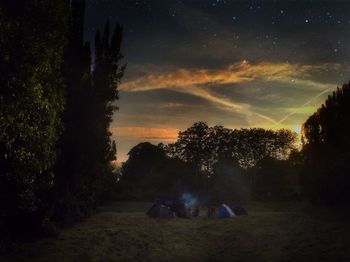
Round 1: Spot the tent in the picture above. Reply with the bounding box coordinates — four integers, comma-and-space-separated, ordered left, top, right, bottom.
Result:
146, 203, 174, 218
154, 198, 188, 217
232, 206, 248, 216
146, 198, 188, 218
218, 204, 236, 218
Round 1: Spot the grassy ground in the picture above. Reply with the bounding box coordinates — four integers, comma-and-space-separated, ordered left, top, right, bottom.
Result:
1, 201, 350, 262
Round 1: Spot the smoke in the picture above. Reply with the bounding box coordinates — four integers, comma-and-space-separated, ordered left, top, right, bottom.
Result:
181, 192, 198, 208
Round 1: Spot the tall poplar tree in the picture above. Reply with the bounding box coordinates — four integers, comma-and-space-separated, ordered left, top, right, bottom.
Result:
54, 0, 125, 223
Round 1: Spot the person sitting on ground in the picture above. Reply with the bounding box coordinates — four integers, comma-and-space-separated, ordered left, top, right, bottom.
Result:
207, 206, 216, 218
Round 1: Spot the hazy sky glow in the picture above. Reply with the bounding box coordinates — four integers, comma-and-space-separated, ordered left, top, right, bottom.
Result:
86, 0, 350, 162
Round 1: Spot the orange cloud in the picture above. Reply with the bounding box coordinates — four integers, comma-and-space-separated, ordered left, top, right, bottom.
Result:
110, 126, 179, 141
120, 60, 339, 126
121, 60, 339, 92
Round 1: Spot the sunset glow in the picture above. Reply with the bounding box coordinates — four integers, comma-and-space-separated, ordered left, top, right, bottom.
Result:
84, 1, 350, 162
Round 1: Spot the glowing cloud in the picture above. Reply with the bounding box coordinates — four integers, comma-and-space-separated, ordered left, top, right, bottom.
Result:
121, 60, 339, 92
110, 126, 179, 141
120, 61, 339, 125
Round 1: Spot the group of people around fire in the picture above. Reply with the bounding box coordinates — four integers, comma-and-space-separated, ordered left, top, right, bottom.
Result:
181, 205, 217, 218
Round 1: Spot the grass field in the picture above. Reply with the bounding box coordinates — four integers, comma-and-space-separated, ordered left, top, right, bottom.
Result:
1, 201, 350, 262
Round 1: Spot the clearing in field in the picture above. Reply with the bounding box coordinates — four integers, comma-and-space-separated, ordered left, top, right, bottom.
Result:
2, 202, 350, 262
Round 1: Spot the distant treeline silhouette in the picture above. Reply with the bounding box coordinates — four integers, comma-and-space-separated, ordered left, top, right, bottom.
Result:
0, 0, 124, 245
119, 124, 298, 202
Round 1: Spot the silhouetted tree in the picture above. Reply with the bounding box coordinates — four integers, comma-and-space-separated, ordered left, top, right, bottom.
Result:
120, 142, 200, 200
162, 123, 298, 199
54, 0, 125, 223
122, 142, 167, 181
169, 123, 297, 172
251, 157, 299, 200
210, 157, 250, 203
120, 142, 166, 199
233, 128, 297, 168
53, 0, 93, 223
302, 82, 350, 204
172, 122, 211, 174
207, 125, 236, 162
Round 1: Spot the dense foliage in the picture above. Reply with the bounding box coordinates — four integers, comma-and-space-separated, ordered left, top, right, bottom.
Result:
0, 0, 69, 238
0, 0, 124, 245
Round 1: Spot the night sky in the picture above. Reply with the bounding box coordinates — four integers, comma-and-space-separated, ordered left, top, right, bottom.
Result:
85, 0, 350, 162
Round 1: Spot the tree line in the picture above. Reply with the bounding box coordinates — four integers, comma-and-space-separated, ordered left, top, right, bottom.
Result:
120, 84, 350, 206
0, 0, 124, 244
120, 125, 298, 202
